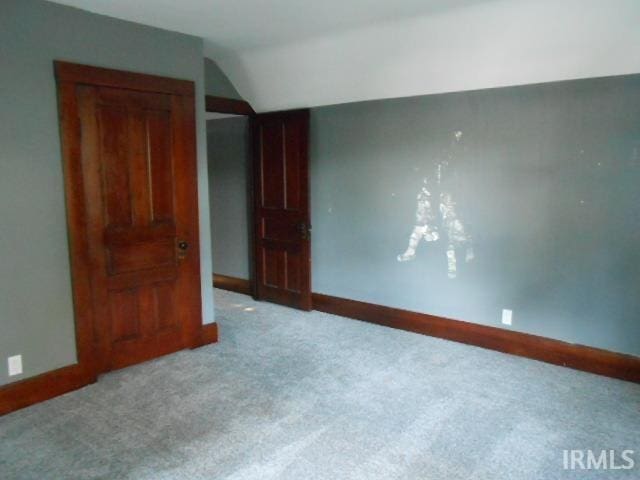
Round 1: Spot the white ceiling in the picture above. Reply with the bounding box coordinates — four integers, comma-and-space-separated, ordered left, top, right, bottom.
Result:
49, 0, 479, 51
50, 0, 640, 112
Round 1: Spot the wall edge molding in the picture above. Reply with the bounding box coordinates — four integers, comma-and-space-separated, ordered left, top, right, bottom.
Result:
213, 273, 253, 296
2, 318, 220, 416
205, 95, 255, 116
0, 364, 96, 416
211, 274, 639, 382
192, 322, 219, 348
312, 292, 640, 383
5, 278, 635, 416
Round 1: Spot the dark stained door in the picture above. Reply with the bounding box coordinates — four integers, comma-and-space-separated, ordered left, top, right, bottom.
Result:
253, 110, 312, 310
66, 77, 202, 372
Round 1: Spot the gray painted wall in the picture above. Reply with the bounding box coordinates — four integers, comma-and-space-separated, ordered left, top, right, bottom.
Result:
311, 74, 640, 356
0, 0, 215, 386
207, 118, 251, 279
204, 58, 244, 100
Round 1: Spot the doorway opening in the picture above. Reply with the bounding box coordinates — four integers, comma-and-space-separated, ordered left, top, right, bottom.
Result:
206, 96, 255, 296
206, 97, 313, 310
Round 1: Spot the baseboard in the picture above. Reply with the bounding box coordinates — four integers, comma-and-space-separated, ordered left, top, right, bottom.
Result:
0, 364, 96, 416
213, 274, 252, 296
312, 293, 640, 383
192, 322, 219, 348
2, 321, 219, 416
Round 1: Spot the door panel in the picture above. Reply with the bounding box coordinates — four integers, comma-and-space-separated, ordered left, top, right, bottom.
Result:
253, 110, 311, 310
261, 122, 285, 209
100, 105, 132, 226
109, 289, 139, 342
147, 111, 174, 222
107, 239, 175, 275
73, 83, 201, 372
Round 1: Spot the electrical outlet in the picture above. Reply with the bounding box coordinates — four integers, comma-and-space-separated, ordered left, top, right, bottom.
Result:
501, 309, 513, 326
8, 355, 23, 376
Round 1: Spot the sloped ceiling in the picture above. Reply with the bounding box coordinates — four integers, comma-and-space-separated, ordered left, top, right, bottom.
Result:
50, 0, 640, 112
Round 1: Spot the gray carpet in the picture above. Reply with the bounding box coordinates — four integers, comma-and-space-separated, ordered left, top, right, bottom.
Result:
1, 289, 638, 480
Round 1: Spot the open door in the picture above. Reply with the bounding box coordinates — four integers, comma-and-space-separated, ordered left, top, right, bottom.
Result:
56, 62, 203, 374
253, 110, 312, 310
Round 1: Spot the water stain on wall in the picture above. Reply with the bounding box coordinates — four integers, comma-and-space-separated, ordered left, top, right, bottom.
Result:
397, 131, 474, 278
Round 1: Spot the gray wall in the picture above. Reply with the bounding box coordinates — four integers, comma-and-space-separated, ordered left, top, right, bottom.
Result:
0, 0, 215, 386
207, 117, 251, 279
311, 74, 640, 356
204, 58, 244, 100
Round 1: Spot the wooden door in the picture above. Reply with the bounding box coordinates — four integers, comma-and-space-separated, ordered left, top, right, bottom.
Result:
56, 62, 202, 374
253, 110, 312, 310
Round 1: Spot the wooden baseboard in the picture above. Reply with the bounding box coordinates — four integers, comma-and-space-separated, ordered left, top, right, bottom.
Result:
192, 322, 219, 348
2, 321, 219, 416
312, 293, 640, 383
213, 274, 252, 296
6, 287, 633, 417
0, 364, 96, 416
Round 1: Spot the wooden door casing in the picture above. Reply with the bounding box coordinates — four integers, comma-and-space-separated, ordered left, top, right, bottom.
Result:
253, 110, 312, 310
56, 62, 203, 376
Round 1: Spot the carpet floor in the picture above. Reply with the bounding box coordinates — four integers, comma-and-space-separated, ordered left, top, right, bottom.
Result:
1, 288, 638, 479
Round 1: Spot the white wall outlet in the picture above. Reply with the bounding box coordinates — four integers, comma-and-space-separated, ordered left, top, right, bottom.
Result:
501, 309, 513, 326
8, 355, 23, 376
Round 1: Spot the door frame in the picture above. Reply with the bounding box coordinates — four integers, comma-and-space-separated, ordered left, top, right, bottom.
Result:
56, 61, 205, 379
204, 94, 257, 297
